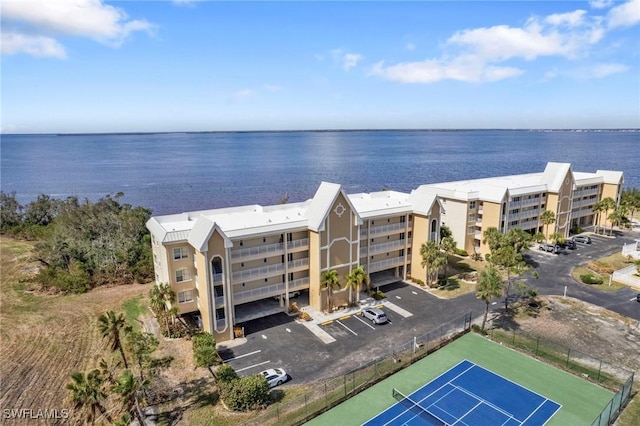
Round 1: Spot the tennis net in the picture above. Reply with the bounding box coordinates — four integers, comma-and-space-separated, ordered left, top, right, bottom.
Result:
392, 388, 449, 426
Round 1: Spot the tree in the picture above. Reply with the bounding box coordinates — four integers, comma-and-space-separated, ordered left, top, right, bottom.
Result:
476, 266, 503, 331
596, 197, 616, 235
621, 188, 640, 219
540, 210, 556, 243
482, 227, 503, 253
66, 370, 112, 424
112, 369, 145, 425
420, 241, 445, 286
549, 232, 563, 245
345, 266, 366, 304
320, 269, 340, 312
505, 228, 532, 254
192, 332, 219, 375
149, 283, 176, 335
439, 236, 457, 278
489, 244, 528, 312
440, 224, 452, 240
97, 310, 130, 369
0, 191, 23, 232
608, 208, 625, 234
126, 330, 159, 381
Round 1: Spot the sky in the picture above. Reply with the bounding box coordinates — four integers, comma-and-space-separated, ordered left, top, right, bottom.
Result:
1, 0, 639, 133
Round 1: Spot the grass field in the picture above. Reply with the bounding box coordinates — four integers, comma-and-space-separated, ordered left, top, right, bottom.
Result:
307, 333, 613, 426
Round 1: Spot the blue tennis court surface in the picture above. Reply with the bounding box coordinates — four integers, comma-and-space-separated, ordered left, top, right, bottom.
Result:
363, 360, 561, 426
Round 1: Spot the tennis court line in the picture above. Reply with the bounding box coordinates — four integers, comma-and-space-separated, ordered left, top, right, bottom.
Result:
449, 383, 520, 422
519, 399, 562, 426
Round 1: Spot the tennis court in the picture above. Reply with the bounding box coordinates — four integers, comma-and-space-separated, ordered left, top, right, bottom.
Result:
363, 360, 561, 426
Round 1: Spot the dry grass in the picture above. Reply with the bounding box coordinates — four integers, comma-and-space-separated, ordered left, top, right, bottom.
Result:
571, 252, 637, 291
0, 236, 150, 424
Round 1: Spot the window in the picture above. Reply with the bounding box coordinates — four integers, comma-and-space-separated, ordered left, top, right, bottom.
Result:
399, 249, 404, 257
178, 290, 194, 304
469, 201, 476, 209
240, 240, 243, 246
400, 233, 405, 240
173, 247, 188, 260
510, 220, 518, 226
467, 226, 475, 234
175, 268, 190, 282
263, 237, 266, 243
400, 216, 406, 223
407, 247, 412, 255
469, 214, 476, 222
264, 258, 267, 263
288, 253, 293, 261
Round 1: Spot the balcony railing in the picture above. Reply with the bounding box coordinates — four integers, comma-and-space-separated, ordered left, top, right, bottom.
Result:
231, 242, 284, 260
361, 239, 410, 257
365, 256, 406, 273
519, 219, 539, 229
574, 187, 599, 197
233, 277, 310, 304
360, 221, 409, 238
287, 238, 309, 250
213, 273, 223, 284
231, 258, 309, 283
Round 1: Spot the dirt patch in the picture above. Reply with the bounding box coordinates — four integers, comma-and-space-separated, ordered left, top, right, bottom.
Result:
505, 296, 640, 377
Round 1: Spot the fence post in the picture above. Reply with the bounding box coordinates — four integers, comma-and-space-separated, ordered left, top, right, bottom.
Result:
566, 348, 571, 368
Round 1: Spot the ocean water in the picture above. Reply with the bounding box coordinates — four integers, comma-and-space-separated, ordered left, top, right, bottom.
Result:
1, 130, 638, 215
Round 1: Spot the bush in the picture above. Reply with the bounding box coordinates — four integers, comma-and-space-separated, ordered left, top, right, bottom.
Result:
580, 274, 604, 285
216, 363, 239, 384
570, 226, 584, 235
413, 278, 424, 286
192, 332, 218, 368
219, 375, 270, 411
371, 290, 386, 300
454, 248, 468, 256
37, 264, 91, 294
587, 261, 615, 275
470, 253, 483, 262
297, 311, 311, 321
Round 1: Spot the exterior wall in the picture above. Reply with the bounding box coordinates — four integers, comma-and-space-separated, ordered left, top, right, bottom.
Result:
556, 171, 574, 238
409, 213, 429, 282
206, 230, 233, 341
193, 250, 211, 336
599, 182, 622, 228
151, 238, 170, 284
439, 198, 468, 252
309, 230, 321, 311
477, 201, 502, 256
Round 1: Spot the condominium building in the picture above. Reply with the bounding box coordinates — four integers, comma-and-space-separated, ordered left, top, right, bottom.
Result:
146, 183, 441, 343
146, 162, 622, 342
415, 163, 623, 256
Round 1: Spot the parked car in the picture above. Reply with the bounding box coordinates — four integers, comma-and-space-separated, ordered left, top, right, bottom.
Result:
636, 293, 640, 303
362, 307, 388, 324
260, 368, 289, 388
272, 291, 301, 301
564, 240, 577, 250
538, 243, 559, 254
573, 235, 592, 244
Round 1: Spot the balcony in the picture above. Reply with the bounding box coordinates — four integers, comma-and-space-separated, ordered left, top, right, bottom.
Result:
366, 256, 406, 273
361, 239, 410, 257
522, 197, 542, 207
231, 258, 309, 283
360, 221, 409, 238
477, 205, 483, 214
519, 219, 539, 229
574, 187, 599, 198
287, 238, 309, 251
231, 242, 284, 261
232, 277, 309, 304
474, 231, 482, 239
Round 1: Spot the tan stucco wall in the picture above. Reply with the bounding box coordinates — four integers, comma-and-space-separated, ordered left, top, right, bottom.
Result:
478, 201, 502, 255
193, 250, 211, 335
309, 231, 321, 310
409, 214, 429, 282
600, 183, 621, 227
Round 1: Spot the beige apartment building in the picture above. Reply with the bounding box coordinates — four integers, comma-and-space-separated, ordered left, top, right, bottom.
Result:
415, 163, 623, 256
146, 162, 622, 342
146, 182, 441, 343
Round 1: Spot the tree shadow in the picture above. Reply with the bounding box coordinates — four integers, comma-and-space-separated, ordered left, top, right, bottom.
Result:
153, 377, 219, 425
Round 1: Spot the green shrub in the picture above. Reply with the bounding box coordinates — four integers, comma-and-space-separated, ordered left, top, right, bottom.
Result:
580, 274, 604, 285
192, 332, 218, 368
371, 290, 386, 300
216, 363, 239, 384
413, 278, 424, 286
454, 248, 468, 256
36, 264, 91, 294
220, 375, 270, 411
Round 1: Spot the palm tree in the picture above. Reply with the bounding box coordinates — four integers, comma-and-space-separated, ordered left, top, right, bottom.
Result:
112, 370, 146, 425
320, 269, 340, 312
540, 210, 556, 243
67, 370, 112, 424
149, 283, 176, 334
476, 266, 503, 331
420, 241, 444, 286
598, 197, 616, 235
505, 228, 532, 254
97, 310, 130, 369
482, 227, 503, 253
439, 236, 457, 279
345, 266, 365, 304
608, 208, 625, 235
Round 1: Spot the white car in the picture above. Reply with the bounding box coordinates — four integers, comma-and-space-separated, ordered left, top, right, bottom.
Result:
260, 368, 288, 388
272, 291, 301, 301
362, 307, 388, 324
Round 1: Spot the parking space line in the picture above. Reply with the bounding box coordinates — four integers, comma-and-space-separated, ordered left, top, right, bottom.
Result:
299, 321, 336, 344
236, 360, 270, 373
222, 350, 261, 362
336, 320, 358, 336
353, 314, 376, 330
381, 301, 413, 318
339, 315, 351, 320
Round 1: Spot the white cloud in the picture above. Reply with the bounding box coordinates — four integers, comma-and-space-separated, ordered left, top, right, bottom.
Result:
607, 0, 640, 28
330, 49, 364, 71
589, 0, 615, 9
229, 89, 256, 103
405, 43, 416, 51
370, 55, 523, 84
263, 84, 282, 93
1, 0, 154, 57
590, 62, 629, 77
1, 32, 66, 58
342, 53, 364, 71
371, 3, 630, 84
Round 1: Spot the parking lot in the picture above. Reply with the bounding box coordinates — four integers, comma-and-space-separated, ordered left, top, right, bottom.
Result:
218, 231, 640, 389
219, 281, 483, 386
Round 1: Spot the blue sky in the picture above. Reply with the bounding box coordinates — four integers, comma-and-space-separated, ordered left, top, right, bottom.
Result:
1, 0, 639, 133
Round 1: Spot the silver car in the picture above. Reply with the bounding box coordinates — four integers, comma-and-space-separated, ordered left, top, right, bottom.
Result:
260, 368, 288, 388
362, 307, 388, 324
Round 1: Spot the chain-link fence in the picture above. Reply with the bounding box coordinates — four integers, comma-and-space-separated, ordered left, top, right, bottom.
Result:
241, 312, 473, 426
487, 327, 635, 426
